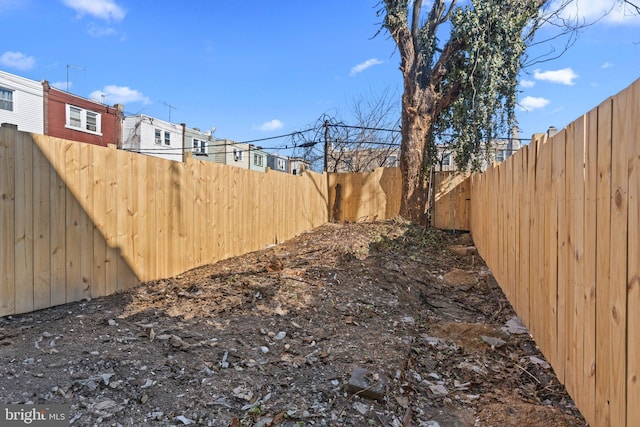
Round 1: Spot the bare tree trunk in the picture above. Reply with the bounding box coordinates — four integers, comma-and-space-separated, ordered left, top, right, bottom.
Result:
398, 78, 433, 224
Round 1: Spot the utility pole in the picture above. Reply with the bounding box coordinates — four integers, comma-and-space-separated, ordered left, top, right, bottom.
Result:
323, 120, 329, 172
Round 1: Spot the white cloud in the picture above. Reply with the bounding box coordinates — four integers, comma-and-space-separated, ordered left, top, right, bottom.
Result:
350, 58, 383, 76
549, 0, 640, 25
601, 61, 613, 69
51, 81, 69, 90
0, 51, 36, 70
519, 96, 550, 111
520, 79, 536, 88
89, 85, 150, 105
534, 68, 579, 85
87, 23, 118, 37
257, 119, 284, 132
63, 0, 125, 21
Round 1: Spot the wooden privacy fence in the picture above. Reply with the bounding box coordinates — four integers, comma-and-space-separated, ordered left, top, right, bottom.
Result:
470, 78, 640, 427
0, 128, 330, 316
328, 167, 401, 222
0, 126, 402, 317
431, 171, 471, 231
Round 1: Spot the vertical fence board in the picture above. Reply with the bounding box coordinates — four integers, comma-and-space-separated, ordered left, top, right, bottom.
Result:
572, 116, 587, 410
555, 130, 568, 384
33, 138, 51, 310
91, 145, 107, 298
548, 133, 562, 373
626, 78, 640, 427
14, 133, 34, 314
564, 122, 577, 399
518, 147, 530, 322
49, 138, 67, 306
0, 128, 16, 316
609, 84, 630, 427
582, 109, 598, 426
540, 139, 553, 360
595, 97, 614, 427
104, 145, 119, 295
79, 144, 93, 300
64, 142, 84, 302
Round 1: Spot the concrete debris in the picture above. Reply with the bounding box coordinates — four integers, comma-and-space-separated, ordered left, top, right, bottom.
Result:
347, 367, 388, 401
481, 335, 506, 349
504, 317, 529, 335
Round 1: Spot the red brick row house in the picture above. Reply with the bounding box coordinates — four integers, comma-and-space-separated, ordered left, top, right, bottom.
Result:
42, 81, 123, 148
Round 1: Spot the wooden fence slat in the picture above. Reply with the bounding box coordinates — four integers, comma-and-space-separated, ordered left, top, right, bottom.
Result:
104, 144, 119, 295
626, 78, 640, 427
91, 145, 107, 298
564, 122, 577, 399
571, 116, 586, 411
33, 138, 51, 310
79, 143, 94, 300
516, 146, 528, 324
64, 141, 84, 303
595, 97, 614, 427
0, 128, 16, 316
49, 137, 67, 307
608, 83, 630, 427
554, 130, 567, 384
14, 132, 34, 314
582, 108, 598, 426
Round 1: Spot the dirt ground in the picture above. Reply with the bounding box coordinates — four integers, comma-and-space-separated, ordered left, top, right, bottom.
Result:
0, 220, 587, 427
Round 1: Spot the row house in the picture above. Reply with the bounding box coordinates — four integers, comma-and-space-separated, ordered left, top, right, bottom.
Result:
1, 69, 306, 175
43, 81, 122, 148
122, 114, 185, 162
0, 70, 122, 147
0, 69, 44, 134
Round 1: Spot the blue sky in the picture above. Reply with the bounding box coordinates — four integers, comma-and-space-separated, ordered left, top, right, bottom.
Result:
0, 0, 638, 150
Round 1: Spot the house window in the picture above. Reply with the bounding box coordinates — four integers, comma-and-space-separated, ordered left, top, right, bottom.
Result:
86, 111, 98, 132
277, 158, 286, 170
344, 158, 353, 170
164, 131, 170, 145
65, 104, 101, 134
442, 153, 451, 166
0, 87, 13, 111
233, 148, 243, 162
386, 155, 398, 167
495, 149, 507, 163
254, 153, 264, 167
155, 129, 162, 144
193, 138, 206, 155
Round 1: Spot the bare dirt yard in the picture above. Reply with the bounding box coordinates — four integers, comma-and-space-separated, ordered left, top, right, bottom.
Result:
0, 220, 587, 427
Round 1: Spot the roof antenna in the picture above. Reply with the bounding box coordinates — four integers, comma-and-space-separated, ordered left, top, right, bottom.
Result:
160, 101, 177, 122
66, 64, 85, 92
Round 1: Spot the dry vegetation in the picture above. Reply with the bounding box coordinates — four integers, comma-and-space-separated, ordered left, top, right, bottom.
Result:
0, 220, 586, 426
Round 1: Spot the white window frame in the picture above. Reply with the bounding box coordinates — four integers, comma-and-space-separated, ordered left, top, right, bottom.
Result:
65, 104, 102, 135
193, 138, 206, 155
154, 129, 162, 145
164, 131, 170, 146
254, 153, 264, 167
233, 148, 243, 162
0, 87, 14, 111
277, 158, 286, 170
442, 153, 451, 166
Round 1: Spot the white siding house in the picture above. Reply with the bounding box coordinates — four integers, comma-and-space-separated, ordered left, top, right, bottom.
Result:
0, 70, 44, 134
212, 139, 251, 169
122, 114, 184, 162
